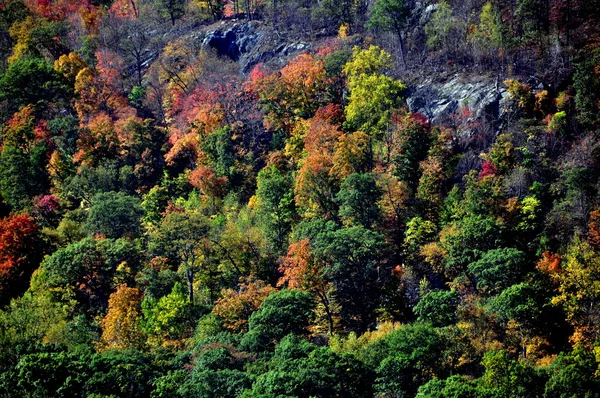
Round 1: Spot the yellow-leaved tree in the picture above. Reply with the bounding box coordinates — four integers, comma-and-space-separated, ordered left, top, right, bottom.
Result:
547, 237, 600, 347
343, 46, 406, 138
99, 285, 146, 351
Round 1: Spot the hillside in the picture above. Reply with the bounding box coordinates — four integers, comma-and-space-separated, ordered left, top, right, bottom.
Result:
2, 0, 600, 397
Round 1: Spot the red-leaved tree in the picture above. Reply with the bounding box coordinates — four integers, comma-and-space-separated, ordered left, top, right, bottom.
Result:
0, 214, 44, 305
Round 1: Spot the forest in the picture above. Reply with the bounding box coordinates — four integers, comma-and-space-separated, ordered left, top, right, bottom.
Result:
1, 0, 600, 396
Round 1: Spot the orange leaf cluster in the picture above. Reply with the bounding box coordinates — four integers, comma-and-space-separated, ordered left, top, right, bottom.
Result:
537, 251, 563, 275
212, 276, 276, 333
189, 166, 228, 199
588, 208, 600, 249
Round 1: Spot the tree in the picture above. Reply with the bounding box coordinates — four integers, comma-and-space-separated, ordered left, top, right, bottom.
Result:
573, 48, 600, 127
469, 3, 504, 60
158, 0, 186, 25
0, 57, 70, 119
377, 171, 409, 239
343, 46, 406, 137
414, 290, 459, 327
546, 237, 600, 345
425, 1, 455, 55
478, 350, 544, 397
0, 106, 51, 210
336, 172, 382, 228
99, 284, 146, 351
315, 226, 385, 332
40, 237, 139, 312
255, 165, 296, 253
0, 0, 28, 71
468, 248, 526, 295
141, 282, 197, 347
14, 350, 147, 398
278, 239, 338, 334
415, 127, 454, 214
71, 113, 122, 166
363, 323, 448, 397
6, 350, 89, 397
330, 131, 371, 179
0, 139, 48, 210
440, 215, 505, 278
243, 335, 375, 397
487, 282, 543, 326
0, 214, 43, 305
253, 53, 328, 132
544, 348, 600, 397
385, 112, 431, 188
174, 343, 251, 398
588, 207, 600, 249
101, 15, 153, 86
416, 376, 479, 398
368, 0, 409, 68
212, 276, 276, 333
53, 52, 87, 83
515, 0, 549, 47
149, 211, 211, 304
189, 166, 228, 201
73, 51, 134, 123
7, 16, 71, 63
85, 191, 144, 238
240, 289, 315, 352
109, 0, 139, 18
294, 116, 342, 218
189, 0, 225, 22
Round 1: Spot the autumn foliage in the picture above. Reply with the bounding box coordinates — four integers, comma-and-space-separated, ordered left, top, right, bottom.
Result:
100, 284, 146, 351
2, 1, 600, 396
0, 214, 42, 305
212, 276, 276, 333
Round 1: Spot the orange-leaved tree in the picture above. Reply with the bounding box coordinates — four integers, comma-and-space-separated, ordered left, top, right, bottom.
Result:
212, 276, 276, 333
294, 115, 342, 218
278, 238, 338, 334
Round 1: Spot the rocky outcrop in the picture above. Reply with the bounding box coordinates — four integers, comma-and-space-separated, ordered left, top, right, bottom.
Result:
241, 41, 311, 73
406, 74, 511, 127
200, 22, 512, 129
203, 21, 311, 73
203, 21, 262, 62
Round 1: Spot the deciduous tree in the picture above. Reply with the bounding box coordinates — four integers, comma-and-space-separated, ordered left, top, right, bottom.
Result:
99, 284, 146, 351
343, 46, 406, 137
0, 214, 43, 305
368, 0, 409, 68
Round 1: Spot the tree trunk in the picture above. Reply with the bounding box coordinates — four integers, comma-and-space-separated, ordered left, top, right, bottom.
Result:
187, 268, 194, 304
397, 31, 407, 69
318, 291, 335, 335
245, 0, 251, 20
130, 0, 138, 18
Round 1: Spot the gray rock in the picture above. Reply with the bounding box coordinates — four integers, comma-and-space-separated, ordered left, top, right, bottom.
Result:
202, 21, 312, 74
406, 74, 508, 129
420, 3, 438, 25
203, 21, 262, 63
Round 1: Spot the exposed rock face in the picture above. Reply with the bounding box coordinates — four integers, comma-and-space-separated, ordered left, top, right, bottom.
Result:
406, 74, 510, 127
203, 21, 310, 73
203, 21, 262, 62
242, 41, 311, 73
201, 22, 512, 130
